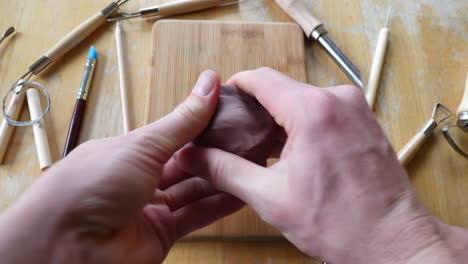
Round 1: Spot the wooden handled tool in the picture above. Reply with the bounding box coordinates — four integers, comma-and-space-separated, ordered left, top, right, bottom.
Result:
24, 1, 124, 78
109, 0, 240, 21
26, 88, 52, 170
275, 0, 363, 89
366, 6, 391, 109
0, 81, 26, 163
398, 103, 452, 165
1, 0, 123, 91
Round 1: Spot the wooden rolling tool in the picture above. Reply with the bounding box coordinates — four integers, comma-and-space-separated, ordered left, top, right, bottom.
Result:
398, 103, 452, 166
366, 6, 391, 109
26, 88, 52, 170
442, 73, 468, 157
0, 80, 26, 163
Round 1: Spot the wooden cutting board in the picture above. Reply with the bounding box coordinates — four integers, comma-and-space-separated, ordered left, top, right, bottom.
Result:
146, 20, 307, 238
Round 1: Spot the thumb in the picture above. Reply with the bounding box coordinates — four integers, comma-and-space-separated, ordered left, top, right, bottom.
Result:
177, 146, 268, 205
131, 70, 221, 165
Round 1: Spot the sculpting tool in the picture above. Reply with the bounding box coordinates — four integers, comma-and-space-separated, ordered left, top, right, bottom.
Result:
108, 0, 240, 21
366, 5, 391, 109
26, 88, 52, 170
63, 46, 98, 158
275, 0, 363, 89
115, 22, 130, 133
442, 73, 468, 157
0, 26, 15, 45
0, 80, 26, 163
398, 103, 452, 166
2, 0, 128, 125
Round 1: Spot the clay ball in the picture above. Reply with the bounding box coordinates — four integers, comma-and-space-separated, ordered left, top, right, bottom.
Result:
194, 84, 278, 163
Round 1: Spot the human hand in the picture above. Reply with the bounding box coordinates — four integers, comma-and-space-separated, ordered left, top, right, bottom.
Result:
0, 70, 243, 263
177, 68, 468, 263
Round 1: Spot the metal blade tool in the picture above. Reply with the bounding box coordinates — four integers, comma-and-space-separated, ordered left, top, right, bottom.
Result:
275, 0, 363, 89
442, 73, 468, 157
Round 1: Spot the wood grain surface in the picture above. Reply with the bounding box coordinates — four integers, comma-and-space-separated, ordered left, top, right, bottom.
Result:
0, 0, 466, 263
147, 20, 306, 238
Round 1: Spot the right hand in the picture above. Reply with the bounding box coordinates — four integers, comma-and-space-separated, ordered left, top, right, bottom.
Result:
177, 68, 466, 263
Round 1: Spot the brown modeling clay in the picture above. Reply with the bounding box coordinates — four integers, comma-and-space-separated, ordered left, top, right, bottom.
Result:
195, 84, 278, 163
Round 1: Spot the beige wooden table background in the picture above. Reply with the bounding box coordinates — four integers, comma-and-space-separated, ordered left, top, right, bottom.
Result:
0, 0, 466, 263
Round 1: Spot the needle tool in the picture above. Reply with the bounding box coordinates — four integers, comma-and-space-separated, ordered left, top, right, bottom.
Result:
115, 22, 130, 133
398, 103, 452, 166
275, 0, 363, 89
2, 0, 129, 126
63, 46, 98, 158
108, 0, 240, 21
442, 72, 468, 157
0, 26, 15, 46
366, 4, 391, 109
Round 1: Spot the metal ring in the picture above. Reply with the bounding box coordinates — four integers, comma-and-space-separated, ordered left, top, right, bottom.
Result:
2, 81, 50, 127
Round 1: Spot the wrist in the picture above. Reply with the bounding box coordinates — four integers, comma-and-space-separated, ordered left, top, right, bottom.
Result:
360, 194, 458, 264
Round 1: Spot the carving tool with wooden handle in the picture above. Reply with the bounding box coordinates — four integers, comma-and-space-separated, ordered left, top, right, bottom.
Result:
398, 103, 452, 166
108, 0, 240, 21
442, 73, 468, 157
2, 0, 128, 125
275, 0, 363, 89
366, 5, 391, 109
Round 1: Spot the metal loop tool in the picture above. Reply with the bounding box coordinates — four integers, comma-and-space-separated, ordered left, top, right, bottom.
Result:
442, 73, 468, 157
2, 81, 50, 127
398, 103, 452, 165
1, 0, 129, 126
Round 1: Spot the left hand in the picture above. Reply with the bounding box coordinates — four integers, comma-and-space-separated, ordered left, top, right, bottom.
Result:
0, 70, 243, 263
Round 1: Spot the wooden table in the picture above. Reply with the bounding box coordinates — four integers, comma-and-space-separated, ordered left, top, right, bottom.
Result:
0, 0, 466, 263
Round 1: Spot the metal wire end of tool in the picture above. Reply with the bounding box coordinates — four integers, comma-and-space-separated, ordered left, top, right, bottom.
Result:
0, 26, 15, 45
442, 108, 468, 158
116, 0, 130, 7
420, 103, 453, 136
385, 2, 392, 28
107, 0, 242, 22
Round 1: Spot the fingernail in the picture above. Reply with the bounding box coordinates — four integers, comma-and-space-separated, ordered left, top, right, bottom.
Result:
193, 71, 215, 96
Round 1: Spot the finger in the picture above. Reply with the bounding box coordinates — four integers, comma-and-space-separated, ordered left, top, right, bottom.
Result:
174, 193, 244, 238
177, 146, 269, 205
129, 70, 221, 166
163, 177, 218, 211
159, 157, 192, 190
226, 67, 311, 127
325, 85, 368, 112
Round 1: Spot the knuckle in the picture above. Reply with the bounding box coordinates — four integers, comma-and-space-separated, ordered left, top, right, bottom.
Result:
210, 155, 227, 188
132, 131, 175, 165
336, 85, 368, 109
175, 100, 203, 126
256, 67, 276, 74
301, 90, 340, 128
